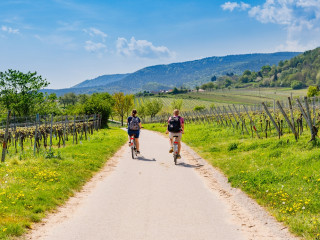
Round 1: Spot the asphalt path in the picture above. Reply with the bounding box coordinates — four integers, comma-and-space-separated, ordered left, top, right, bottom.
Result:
26, 129, 297, 240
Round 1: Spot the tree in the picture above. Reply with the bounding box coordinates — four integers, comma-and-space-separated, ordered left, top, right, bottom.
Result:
83, 93, 114, 126
145, 99, 163, 119
136, 104, 146, 122
171, 99, 183, 111
291, 80, 305, 90
0, 69, 49, 116
195, 86, 200, 92
211, 76, 217, 82
113, 92, 134, 126
59, 93, 78, 108
307, 86, 319, 97
34, 93, 62, 115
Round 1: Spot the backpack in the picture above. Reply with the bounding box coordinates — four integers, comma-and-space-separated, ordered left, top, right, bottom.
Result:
168, 116, 181, 133
129, 117, 140, 130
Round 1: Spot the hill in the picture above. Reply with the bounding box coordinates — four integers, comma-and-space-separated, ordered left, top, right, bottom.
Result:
72, 73, 130, 88
44, 52, 300, 95
225, 47, 320, 89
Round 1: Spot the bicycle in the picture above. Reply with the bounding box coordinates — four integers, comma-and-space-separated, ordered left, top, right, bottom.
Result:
129, 134, 138, 159
172, 135, 179, 165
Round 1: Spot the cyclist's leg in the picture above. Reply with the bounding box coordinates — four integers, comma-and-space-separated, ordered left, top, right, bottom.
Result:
168, 132, 173, 146
176, 133, 182, 155
134, 131, 140, 152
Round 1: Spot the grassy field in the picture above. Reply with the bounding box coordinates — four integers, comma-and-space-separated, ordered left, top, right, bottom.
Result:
144, 122, 320, 240
0, 128, 127, 240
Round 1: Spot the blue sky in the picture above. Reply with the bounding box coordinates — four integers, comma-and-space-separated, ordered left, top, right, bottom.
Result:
1, 0, 320, 89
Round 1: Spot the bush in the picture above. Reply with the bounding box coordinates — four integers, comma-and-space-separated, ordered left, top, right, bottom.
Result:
227, 142, 238, 151
193, 105, 205, 111
291, 80, 305, 89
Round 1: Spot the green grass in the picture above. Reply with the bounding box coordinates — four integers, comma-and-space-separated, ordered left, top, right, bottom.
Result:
144, 123, 320, 240
0, 128, 127, 240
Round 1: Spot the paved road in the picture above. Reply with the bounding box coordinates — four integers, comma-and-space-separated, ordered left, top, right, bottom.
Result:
27, 130, 296, 240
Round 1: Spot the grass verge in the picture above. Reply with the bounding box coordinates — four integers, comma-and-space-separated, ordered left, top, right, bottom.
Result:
0, 128, 127, 240
144, 123, 320, 240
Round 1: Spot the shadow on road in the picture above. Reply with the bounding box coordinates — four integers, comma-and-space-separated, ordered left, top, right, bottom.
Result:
134, 156, 157, 162
176, 162, 204, 168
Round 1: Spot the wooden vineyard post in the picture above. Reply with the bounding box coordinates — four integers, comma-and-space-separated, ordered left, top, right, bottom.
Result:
228, 105, 239, 128
304, 97, 317, 141
210, 108, 221, 125
212, 107, 225, 126
232, 104, 249, 135
223, 106, 235, 129
73, 115, 76, 144
1, 111, 11, 162
243, 105, 260, 139
63, 116, 67, 147
296, 98, 315, 141
50, 114, 53, 151
276, 101, 298, 140
288, 97, 295, 132
34, 114, 39, 155
261, 102, 281, 138
217, 107, 229, 126
312, 97, 316, 126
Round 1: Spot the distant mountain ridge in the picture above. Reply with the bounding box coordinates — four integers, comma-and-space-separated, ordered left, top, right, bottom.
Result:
45, 52, 301, 96
72, 73, 130, 88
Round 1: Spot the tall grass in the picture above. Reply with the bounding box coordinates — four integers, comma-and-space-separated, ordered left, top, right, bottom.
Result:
0, 128, 127, 239
144, 123, 320, 239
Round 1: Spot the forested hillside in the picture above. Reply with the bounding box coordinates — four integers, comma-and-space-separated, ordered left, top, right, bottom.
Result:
44, 52, 300, 95
72, 73, 130, 88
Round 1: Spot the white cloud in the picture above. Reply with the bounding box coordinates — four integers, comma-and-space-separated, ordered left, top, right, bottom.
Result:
221, 1, 251, 11
83, 27, 107, 41
84, 40, 106, 53
222, 0, 320, 51
1, 25, 19, 34
116, 37, 174, 59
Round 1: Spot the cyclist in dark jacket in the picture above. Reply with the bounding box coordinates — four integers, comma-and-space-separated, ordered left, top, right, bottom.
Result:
127, 109, 142, 154
166, 109, 184, 159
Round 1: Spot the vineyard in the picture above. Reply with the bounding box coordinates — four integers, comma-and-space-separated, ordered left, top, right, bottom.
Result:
143, 95, 320, 144
0, 112, 101, 162
134, 96, 213, 112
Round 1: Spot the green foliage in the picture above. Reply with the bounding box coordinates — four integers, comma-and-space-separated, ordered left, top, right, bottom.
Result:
59, 93, 78, 107
291, 80, 305, 90
34, 93, 62, 115
227, 142, 238, 151
144, 99, 163, 119
171, 99, 183, 111
0, 69, 49, 116
113, 92, 134, 126
193, 105, 205, 111
67, 93, 114, 125
307, 86, 319, 97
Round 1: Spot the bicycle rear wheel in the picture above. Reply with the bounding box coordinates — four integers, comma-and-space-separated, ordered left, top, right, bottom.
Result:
131, 146, 135, 159
174, 154, 177, 165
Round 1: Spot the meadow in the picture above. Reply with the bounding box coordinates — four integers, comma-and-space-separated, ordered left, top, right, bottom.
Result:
144, 122, 320, 240
0, 128, 127, 239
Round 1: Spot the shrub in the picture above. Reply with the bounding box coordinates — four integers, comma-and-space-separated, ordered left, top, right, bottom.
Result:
228, 142, 238, 151
193, 105, 205, 111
